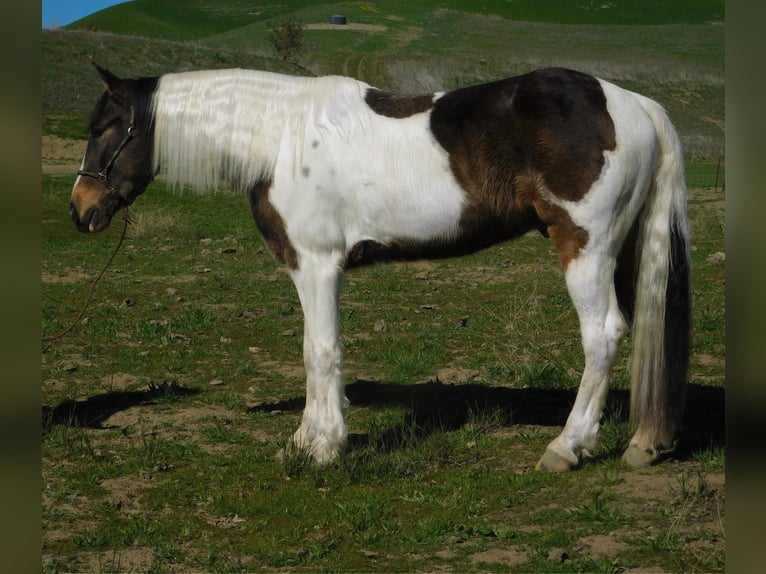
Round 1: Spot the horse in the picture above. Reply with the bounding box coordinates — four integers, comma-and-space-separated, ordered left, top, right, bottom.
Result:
70, 63, 691, 471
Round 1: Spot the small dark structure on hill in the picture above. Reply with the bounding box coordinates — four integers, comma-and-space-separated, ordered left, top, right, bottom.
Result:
328, 15, 347, 25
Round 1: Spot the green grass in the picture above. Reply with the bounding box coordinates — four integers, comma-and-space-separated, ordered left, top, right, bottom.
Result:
685, 159, 726, 189
42, 165, 724, 572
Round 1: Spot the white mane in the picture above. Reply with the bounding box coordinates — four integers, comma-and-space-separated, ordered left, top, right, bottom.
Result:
151, 69, 365, 192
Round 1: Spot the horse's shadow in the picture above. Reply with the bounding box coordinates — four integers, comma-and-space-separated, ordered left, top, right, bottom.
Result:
249, 379, 724, 460
43, 377, 723, 462
42, 381, 199, 429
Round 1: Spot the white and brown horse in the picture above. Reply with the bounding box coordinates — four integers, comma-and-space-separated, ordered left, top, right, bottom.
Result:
71, 64, 691, 471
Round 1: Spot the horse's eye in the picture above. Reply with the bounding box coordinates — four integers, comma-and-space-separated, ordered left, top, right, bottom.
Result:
89, 122, 107, 138
90, 116, 121, 139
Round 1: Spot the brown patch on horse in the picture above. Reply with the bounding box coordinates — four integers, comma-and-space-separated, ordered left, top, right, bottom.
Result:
365, 89, 434, 118
345, 239, 402, 268
508, 69, 616, 203
512, 171, 590, 270
70, 175, 128, 233
537, 202, 590, 270
430, 68, 615, 269
247, 180, 298, 269
70, 178, 104, 217
344, 235, 467, 269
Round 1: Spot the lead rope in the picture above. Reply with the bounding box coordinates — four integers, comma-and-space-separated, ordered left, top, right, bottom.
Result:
42, 207, 131, 342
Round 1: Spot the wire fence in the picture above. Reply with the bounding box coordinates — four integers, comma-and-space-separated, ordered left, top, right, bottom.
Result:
685, 156, 725, 192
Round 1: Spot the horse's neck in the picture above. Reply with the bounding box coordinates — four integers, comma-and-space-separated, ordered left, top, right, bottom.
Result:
152, 69, 317, 191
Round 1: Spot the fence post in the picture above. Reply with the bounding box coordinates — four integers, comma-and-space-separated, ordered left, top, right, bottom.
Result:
714, 155, 721, 193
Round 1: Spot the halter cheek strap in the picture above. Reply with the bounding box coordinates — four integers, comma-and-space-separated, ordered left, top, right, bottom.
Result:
77, 106, 138, 207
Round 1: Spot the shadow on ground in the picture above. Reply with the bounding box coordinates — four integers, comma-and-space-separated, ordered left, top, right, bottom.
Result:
42, 380, 199, 429
42, 376, 722, 462
249, 379, 724, 460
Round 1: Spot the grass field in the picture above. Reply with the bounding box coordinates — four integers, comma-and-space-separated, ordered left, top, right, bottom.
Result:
42, 171, 724, 572
42, 1, 725, 572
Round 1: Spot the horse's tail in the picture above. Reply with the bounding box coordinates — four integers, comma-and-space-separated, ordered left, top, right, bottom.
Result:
625, 97, 691, 463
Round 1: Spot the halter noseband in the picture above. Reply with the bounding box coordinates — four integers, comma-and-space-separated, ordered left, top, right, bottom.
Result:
77, 106, 138, 207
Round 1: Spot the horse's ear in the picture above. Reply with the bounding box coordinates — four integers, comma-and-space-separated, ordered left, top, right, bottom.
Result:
91, 61, 121, 94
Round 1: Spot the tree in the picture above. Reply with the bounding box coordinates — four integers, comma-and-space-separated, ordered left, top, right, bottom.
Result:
268, 17, 305, 62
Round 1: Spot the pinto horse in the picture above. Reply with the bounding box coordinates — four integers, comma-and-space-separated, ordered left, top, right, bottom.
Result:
70, 64, 691, 471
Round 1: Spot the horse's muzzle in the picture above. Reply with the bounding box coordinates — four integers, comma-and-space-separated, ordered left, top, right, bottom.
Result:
70, 202, 110, 233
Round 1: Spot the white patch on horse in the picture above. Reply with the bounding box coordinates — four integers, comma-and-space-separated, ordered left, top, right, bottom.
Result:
271, 89, 465, 254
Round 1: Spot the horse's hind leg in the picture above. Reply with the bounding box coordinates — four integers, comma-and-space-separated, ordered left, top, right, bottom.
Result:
536, 250, 627, 471
288, 250, 347, 464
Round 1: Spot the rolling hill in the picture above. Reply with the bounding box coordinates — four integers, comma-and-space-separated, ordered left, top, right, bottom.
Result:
70, 0, 725, 38
43, 0, 724, 158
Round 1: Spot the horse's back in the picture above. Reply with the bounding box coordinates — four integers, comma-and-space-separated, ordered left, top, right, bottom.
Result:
272, 68, 670, 268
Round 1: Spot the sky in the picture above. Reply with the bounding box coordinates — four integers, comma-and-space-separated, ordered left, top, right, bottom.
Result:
42, 1, 131, 29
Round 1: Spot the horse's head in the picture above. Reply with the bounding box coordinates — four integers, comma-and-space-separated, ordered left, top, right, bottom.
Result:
70, 63, 157, 233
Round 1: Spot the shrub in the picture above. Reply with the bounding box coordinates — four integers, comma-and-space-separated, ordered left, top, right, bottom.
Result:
268, 17, 304, 62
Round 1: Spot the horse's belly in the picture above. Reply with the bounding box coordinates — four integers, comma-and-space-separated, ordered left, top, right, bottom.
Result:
352, 178, 465, 243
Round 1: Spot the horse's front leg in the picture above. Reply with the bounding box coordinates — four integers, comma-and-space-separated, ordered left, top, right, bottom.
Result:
288, 251, 347, 464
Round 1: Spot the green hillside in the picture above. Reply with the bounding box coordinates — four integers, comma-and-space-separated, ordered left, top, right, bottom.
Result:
70, 0, 299, 41
45, 0, 724, 158
42, 29, 308, 141
72, 0, 725, 38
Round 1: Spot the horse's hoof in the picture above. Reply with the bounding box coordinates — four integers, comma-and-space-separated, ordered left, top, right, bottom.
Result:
622, 444, 659, 468
309, 441, 342, 466
282, 436, 343, 466
536, 448, 576, 472
278, 439, 314, 467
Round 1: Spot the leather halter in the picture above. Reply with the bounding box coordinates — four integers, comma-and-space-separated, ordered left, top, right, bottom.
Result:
77, 106, 138, 207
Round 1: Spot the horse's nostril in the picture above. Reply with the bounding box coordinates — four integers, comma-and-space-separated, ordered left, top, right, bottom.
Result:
69, 203, 80, 226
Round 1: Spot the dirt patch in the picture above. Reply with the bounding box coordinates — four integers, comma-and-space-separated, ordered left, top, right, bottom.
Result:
695, 353, 725, 368
254, 359, 306, 381
471, 547, 530, 567
100, 474, 153, 514
579, 532, 628, 557
74, 548, 157, 573
99, 372, 142, 391
435, 367, 480, 385
100, 401, 233, 430
305, 22, 388, 32
42, 135, 86, 174
689, 188, 725, 209
42, 268, 93, 284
